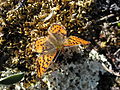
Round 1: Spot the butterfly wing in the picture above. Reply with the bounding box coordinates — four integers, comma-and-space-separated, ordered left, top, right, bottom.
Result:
63, 36, 91, 47
48, 23, 67, 43
36, 50, 57, 78
35, 37, 55, 54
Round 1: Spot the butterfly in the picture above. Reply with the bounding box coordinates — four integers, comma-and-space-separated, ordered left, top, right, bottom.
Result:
35, 23, 90, 78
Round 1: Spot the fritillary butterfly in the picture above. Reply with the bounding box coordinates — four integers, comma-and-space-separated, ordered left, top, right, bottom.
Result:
35, 23, 90, 78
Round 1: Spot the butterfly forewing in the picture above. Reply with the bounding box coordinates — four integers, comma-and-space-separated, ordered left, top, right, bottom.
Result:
63, 36, 91, 47
36, 50, 57, 77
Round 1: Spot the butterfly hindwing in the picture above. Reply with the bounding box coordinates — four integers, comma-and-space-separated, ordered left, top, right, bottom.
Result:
35, 37, 55, 54
63, 36, 90, 47
48, 23, 67, 36
48, 23, 67, 42
36, 50, 57, 77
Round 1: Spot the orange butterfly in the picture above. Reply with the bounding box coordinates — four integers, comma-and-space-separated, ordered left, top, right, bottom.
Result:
35, 23, 90, 78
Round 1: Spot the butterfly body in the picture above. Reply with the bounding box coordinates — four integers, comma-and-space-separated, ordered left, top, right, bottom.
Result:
35, 23, 90, 77
47, 35, 64, 51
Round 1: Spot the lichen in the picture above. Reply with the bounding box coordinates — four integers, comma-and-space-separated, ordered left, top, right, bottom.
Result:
42, 50, 105, 90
